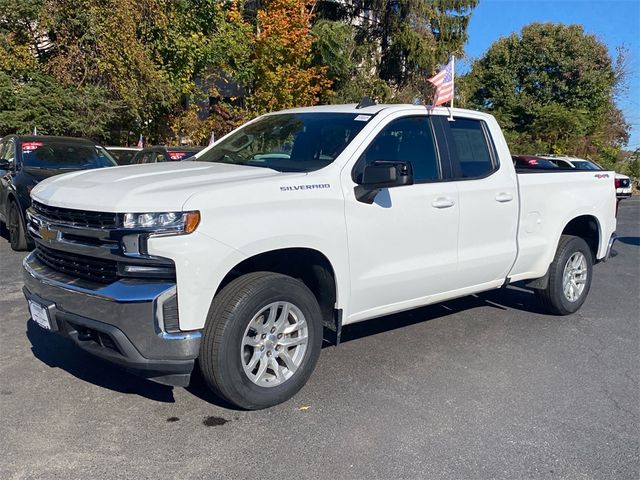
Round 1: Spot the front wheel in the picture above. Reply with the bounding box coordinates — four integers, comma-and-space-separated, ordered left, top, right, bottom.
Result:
8, 201, 31, 251
199, 272, 323, 410
536, 235, 593, 315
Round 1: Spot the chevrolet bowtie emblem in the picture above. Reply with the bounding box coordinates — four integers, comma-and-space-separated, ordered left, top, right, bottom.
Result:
39, 225, 59, 242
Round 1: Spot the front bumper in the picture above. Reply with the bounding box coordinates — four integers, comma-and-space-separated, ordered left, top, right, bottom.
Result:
23, 252, 201, 386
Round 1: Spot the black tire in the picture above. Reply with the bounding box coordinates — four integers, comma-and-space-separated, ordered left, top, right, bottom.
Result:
536, 235, 593, 315
8, 201, 30, 251
199, 272, 323, 410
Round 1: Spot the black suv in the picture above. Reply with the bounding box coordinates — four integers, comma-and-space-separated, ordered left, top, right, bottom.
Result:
0, 135, 117, 250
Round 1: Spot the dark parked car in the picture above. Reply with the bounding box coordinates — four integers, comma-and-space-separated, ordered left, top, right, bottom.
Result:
0, 135, 117, 251
132, 146, 202, 164
105, 146, 141, 165
512, 155, 559, 169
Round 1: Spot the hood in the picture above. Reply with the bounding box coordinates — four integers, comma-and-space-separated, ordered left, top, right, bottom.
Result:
31, 161, 287, 212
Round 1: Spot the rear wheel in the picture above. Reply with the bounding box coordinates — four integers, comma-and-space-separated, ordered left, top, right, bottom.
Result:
199, 272, 323, 410
536, 235, 593, 315
8, 201, 30, 251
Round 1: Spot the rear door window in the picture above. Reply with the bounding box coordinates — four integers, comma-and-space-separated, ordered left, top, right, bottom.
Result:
447, 118, 497, 179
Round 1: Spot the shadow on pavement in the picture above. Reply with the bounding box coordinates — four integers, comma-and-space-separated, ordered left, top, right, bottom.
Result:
184, 366, 238, 410
617, 236, 640, 246
337, 284, 547, 344
26, 320, 176, 403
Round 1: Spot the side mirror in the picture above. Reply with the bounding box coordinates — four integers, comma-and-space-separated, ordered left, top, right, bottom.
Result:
354, 160, 414, 204
0, 158, 12, 170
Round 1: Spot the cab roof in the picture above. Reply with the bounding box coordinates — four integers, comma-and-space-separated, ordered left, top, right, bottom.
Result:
275, 103, 491, 119
4, 135, 96, 145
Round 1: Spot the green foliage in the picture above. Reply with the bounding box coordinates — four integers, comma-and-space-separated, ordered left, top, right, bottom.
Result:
315, 0, 478, 99
0, 0, 480, 142
0, 71, 118, 138
461, 23, 629, 162
311, 19, 392, 103
626, 150, 640, 179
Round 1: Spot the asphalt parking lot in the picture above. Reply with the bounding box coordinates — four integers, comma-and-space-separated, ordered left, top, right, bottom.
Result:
1, 198, 638, 480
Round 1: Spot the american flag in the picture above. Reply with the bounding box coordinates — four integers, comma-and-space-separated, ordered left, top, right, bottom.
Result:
427, 57, 455, 107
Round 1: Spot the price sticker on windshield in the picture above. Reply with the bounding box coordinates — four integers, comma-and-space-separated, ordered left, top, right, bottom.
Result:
22, 142, 43, 153
354, 115, 372, 122
169, 151, 188, 160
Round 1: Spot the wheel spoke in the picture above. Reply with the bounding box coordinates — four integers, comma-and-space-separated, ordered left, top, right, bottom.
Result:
268, 356, 283, 381
571, 255, 581, 269
283, 318, 305, 335
273, 303, 290, 333
279, 333, 307, 348
278, 350, 297, 373
253, 357, 268, 381
242, 335, 260, 348
245, 350, 261, 371
265, 305, 278, 329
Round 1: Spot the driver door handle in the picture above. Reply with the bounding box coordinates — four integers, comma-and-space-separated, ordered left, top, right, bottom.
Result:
495, 192, 514, 203
432, 197, 455, 209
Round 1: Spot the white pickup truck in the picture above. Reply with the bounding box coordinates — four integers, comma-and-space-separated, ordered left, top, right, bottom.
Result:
23, 104, 617, 409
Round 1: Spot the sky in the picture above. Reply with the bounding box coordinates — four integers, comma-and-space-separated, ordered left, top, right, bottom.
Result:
461, 0, 640, 150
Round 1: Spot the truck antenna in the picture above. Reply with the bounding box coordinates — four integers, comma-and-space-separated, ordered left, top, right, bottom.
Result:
356, 96, 376, 109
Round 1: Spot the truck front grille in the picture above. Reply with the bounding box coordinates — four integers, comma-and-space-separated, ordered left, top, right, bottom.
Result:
35, 244, 118, 283
32, 201, 118, 229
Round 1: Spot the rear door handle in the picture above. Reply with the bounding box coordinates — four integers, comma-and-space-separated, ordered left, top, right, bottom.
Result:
432, 197, 455, 209
495, 192, 514, 203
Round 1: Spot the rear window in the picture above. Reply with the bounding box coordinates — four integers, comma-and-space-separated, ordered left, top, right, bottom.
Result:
449, 119, 496, 178
21, 141, 116, 169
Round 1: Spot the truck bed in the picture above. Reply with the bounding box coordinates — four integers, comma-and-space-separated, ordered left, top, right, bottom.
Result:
508, 169, 617, 282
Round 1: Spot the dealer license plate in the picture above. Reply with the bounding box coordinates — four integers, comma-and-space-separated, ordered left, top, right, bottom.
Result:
28, 300, 51, 330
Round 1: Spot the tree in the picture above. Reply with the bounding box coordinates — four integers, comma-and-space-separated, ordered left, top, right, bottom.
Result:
460, 23, 629, 161
250, 0, 332, 113
39, 0, 177, 141
0, 71, 117, 137
313, 0, 478, 99
311, 19, 391, 103
626, 148, 640, 180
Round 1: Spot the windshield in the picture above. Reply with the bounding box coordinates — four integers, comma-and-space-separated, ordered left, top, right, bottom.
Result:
108, 149, 139, 165
21, 140, 117, 169
196, 113, 370, 172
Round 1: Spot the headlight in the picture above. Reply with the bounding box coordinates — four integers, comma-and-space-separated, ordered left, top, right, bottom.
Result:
121, 211, 200, 234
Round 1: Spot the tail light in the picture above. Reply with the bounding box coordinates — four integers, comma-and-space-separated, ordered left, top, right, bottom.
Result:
614, 178, 621, 189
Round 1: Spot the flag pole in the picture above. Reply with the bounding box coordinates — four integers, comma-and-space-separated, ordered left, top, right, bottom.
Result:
448, 55, 455, 121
